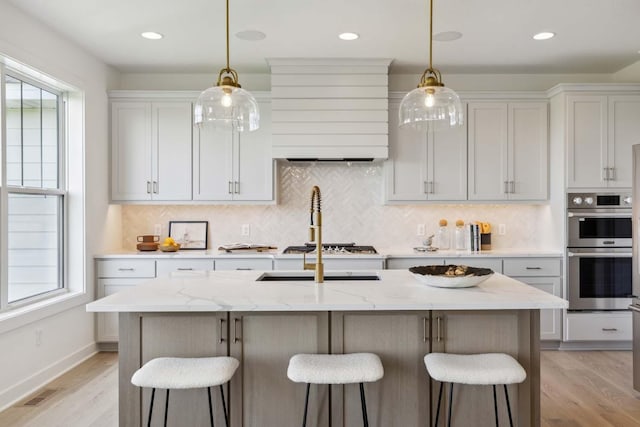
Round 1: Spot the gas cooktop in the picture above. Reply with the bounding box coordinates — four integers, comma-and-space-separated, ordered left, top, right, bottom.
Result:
282, 243, 378, 255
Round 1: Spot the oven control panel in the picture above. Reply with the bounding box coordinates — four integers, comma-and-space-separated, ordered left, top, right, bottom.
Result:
567, 192, 631, 209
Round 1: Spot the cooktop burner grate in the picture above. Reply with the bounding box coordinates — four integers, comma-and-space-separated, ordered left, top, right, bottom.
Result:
283, 243, 377, 255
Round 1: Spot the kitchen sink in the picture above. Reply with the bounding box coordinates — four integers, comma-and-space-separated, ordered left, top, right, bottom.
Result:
256, 271, 380, 282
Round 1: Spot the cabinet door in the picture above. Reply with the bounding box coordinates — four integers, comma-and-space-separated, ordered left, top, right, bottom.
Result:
567, 95, 607, 188
139, 313, 228, 427
509, 103, 548, 200
193, 125, 234, 200
152, 102, 193, 200
111, 102, 152, 201
234, 100, 274, 201
96, 278, 147, 342
513, 277, 562, 340
331, 311, 430, 427
608, 96, 640, 188
385, 102, 428, 201
429, 118, 467, 201
229, 312, 330, 427
385, 257, 445, 270
468, 103, 509, 200
214, 258, 273, 271
155, 259, 214, 276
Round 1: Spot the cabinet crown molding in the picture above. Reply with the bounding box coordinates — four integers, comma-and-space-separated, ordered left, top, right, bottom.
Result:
547, 83, 640, 97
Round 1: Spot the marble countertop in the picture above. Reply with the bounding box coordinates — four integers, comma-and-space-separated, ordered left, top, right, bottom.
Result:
86, 270, 568, 313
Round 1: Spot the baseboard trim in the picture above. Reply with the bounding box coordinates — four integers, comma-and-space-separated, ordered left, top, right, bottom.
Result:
0, 342, 98, 412
557, 341, 632, 351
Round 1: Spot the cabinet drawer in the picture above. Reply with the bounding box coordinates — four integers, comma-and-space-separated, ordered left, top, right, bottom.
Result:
215, 258, 273, 271
97, 259, 156, 278
156, 259, 214, 276
274, 258, 385, 271
503, 258, 561, 276
385, 258, 445, 270
565, 312, 632, 341
444, 258, 502, 273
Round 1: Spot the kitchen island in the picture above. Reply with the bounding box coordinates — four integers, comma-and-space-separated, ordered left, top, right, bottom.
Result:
87, 270, 567, 427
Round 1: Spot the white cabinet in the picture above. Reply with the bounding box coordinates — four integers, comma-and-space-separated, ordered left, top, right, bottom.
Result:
274, 257, 385, 271
96, 259, 156, 342
193, 100, 274, 201
214, 258, 273, 271
111, 101, 193, 201
504, 258, 562, 341
385, 102, 467, 201
468, 102, 548, 200
565, 311, 632, 341
567, 94, 640, 188
156, 259, 214, 276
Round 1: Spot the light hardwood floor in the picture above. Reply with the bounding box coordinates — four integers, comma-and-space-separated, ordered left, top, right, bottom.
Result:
0, 351, 638, 426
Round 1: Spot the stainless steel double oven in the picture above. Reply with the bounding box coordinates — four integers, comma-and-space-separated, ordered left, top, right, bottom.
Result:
567, 192, 633, 310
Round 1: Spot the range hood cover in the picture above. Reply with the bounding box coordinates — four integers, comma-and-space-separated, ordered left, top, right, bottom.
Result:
267, 58, 392, 161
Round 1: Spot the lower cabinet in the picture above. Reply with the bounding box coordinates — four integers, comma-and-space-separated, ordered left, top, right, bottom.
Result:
229, 312, 330, 427
274, 257, 385, 271
97, 278, 148, 342
156, 259, 214, 276
330, 311, 431, 427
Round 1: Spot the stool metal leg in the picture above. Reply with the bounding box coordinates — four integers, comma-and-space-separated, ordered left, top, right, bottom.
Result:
504, 384, 514, 427
434, 382, 443, 427
301, 383, 310, 427
147, 388, 156, 427
164, 389, 170, 427
207, 387, 215, 427
220, 384, 230, 427
493, 385, 498, 427
359, 383, 369, 427
447, 383, 453, 427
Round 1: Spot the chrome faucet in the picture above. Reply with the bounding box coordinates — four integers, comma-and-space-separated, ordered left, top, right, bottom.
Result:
303, 185, 324, 283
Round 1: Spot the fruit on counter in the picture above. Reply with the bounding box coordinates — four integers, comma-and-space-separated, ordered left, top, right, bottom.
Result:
439, 219, 448, 226
162, 237, 179, 247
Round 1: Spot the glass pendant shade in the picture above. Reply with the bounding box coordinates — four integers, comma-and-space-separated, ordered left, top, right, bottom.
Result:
194, 84, 259, 132
398, 85, 463, 131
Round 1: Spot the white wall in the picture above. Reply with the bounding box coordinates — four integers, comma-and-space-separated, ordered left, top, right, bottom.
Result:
0, 1, 119, 410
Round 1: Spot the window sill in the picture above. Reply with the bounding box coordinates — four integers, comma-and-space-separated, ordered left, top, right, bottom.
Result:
0, 291, 91, 334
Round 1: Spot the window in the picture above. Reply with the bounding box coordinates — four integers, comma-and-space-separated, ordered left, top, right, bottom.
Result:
3, 72, 65, 305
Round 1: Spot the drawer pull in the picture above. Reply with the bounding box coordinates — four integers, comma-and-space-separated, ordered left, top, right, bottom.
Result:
177, 268, 194, 271
602, 328, 618, 332
422, 317, 428, 343
526, 267, 542, 270
219, 318, 226, 344
118, 268, 135, 271
236, 268, 252, 270
436, 316, 443, 342
233, 318, 241, 343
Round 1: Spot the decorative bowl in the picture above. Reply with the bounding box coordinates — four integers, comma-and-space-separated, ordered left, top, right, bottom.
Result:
409, 265, 494, 288
136, 242, 159, 251
158, 244, 181, 252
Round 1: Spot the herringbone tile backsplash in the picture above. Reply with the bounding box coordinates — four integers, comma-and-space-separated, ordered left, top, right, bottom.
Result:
122, 163, 553, 251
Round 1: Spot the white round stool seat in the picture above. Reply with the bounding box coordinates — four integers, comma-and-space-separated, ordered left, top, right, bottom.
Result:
288, 353, 384, 385
131, 357, 239, 389
424, 353, 526, 385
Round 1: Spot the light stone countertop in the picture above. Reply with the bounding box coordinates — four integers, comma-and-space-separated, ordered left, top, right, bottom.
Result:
86, 270, 568, 313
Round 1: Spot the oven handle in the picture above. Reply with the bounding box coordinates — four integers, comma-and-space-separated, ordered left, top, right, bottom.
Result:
567, 251, 631, 257
567, 212, 631, 218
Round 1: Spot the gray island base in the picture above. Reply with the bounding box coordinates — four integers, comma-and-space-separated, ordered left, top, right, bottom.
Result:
87, 270, 567, 427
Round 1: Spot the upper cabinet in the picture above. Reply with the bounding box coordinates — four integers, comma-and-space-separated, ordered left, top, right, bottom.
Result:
193, 99, 274, 201
468, 101, 548, 201
385, 101, 467, 202
567, 94, 640, 189
111, 101, 193, 201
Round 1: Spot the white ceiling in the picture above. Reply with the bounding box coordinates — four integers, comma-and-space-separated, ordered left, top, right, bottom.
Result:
9, 0, 640, 75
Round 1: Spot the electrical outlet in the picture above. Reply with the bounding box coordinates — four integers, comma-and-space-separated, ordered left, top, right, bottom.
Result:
154, 224, 162, 236
241, 224, 251, 237
35, 329, 42, 347
498, 224, 507, 235
417, 224, 426, 236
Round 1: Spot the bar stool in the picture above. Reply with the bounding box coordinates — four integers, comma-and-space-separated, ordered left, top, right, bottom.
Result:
287, 353, 384, 427
131, 356, 239, 427
424, 353, 526, 427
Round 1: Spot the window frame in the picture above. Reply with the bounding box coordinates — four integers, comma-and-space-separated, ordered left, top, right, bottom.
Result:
0, 66, 68, 310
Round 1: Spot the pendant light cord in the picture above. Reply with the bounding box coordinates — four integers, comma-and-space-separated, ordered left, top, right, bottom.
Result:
226, 0, 230, 72
428, 0, 433, 70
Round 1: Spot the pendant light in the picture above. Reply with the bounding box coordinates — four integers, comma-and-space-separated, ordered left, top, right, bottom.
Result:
399, 0, 463, 130
194, 0, 259, 132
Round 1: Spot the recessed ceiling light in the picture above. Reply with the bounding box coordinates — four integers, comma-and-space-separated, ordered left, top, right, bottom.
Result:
532, 32, 555, 41
141, 32, 163, 40
433, 31, 462, 42
235, 30, 266, 41
338, 32, 359, 41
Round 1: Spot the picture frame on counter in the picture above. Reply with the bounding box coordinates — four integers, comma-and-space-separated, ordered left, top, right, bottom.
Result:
168, 221, 208, 250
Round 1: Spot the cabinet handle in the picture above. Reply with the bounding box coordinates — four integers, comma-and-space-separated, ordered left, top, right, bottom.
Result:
219, 318, 226, 344
228, 181, 233, 194
510, 181, 515, 194
233, 318, 240, 343
526, 267, 542, 270
423, 181, 428, 194
422, 317, 429, 342
609, 167, 615, 181
153, 181, 158, 194
236, 268, 252, 270
602, 328, 618, 332
429, 181, 435, 194
436, 316, 443, 342
146, 181, 151, 194
177, 268, 193, 271
504, 181, 509, 194
118, 268, 135, 271
235, 181, 240, 194
603, 167, 609, 181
